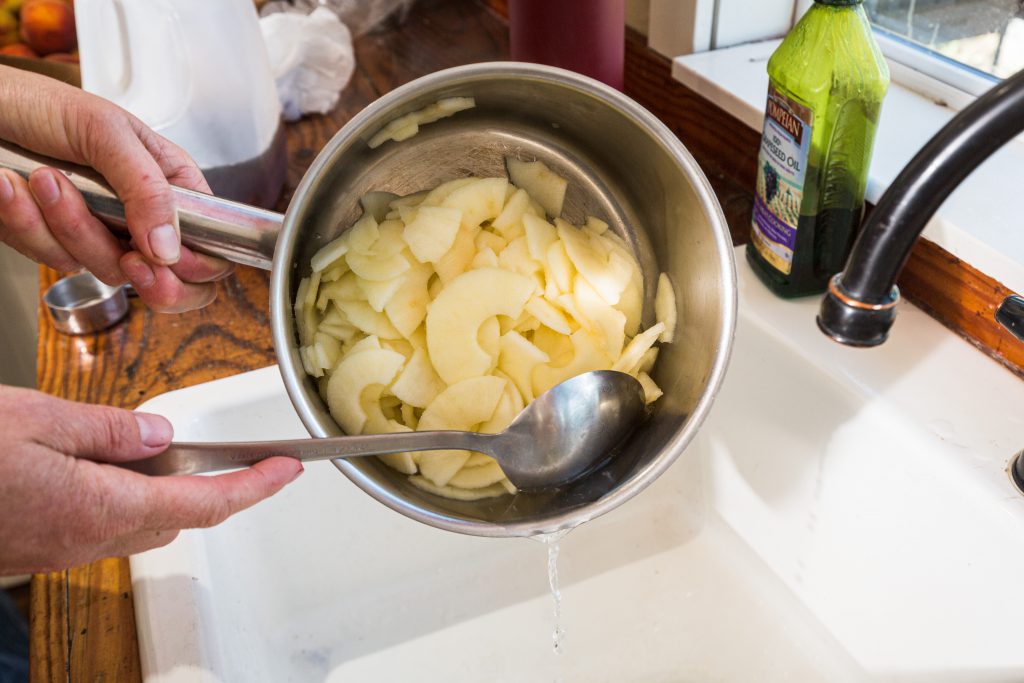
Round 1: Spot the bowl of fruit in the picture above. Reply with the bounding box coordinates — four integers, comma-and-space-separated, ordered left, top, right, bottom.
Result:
0, 0, 77, 63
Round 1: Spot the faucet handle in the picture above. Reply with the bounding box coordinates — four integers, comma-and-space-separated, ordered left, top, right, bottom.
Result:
996, 295, 1024, 342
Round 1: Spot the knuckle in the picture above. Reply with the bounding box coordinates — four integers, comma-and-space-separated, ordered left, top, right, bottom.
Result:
0, 209, 43, 239
81, 406, 138, 457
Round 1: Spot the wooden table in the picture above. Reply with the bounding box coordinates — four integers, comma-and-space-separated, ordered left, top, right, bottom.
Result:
29, 2, 510, 679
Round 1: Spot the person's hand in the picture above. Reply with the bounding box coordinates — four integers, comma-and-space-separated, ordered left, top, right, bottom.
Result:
0, 66, 233, 312
0, 385, 303, 574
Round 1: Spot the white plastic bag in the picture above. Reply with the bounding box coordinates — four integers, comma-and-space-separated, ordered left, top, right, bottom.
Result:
260, 7, 356, 121
260, 0, 416, 37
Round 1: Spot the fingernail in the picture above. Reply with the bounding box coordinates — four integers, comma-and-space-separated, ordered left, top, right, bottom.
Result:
135, 412, 172, 447
0, 173, 13, 204
148, 224, 180, 264
122, 255, 156, 288
289, 464, 305, 483
30, 170, 60, 207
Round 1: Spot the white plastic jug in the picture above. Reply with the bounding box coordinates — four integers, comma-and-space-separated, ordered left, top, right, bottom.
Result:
75, 0, 286, 207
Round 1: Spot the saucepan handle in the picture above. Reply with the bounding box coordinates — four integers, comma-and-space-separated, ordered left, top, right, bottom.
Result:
0, 140, 283, 270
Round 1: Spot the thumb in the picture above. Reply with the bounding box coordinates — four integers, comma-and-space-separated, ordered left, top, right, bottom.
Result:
38, 396, 174, 462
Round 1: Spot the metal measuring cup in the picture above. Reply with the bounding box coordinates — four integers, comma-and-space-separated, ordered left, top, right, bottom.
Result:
43, 272, 130, 335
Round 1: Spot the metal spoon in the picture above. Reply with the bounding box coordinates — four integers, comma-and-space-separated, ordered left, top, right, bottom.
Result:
121, 370, 648, 490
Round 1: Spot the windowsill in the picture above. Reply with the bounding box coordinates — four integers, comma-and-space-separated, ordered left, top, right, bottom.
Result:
671, 40, 1024, 295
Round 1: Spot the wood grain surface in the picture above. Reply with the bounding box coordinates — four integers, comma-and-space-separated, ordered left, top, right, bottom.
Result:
29, 1, 510, 680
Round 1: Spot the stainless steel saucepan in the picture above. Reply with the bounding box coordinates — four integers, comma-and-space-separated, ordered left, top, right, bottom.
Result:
0, 63, 737, 537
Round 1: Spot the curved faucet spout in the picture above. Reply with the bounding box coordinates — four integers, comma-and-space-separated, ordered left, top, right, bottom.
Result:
818, 67, 1024, 346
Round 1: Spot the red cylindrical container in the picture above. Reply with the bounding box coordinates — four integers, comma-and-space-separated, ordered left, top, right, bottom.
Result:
509, 0, 625, 90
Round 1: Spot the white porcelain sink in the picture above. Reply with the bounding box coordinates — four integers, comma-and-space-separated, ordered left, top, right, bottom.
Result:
131, 247, 1024, 682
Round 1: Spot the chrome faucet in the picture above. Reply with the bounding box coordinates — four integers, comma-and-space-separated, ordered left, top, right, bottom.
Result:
817, 67, 1024, 347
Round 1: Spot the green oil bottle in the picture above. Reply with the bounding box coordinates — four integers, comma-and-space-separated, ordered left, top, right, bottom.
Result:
747, 0, 889, 298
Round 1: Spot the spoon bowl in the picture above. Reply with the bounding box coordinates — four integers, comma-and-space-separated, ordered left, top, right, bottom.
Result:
122, 370, 648, 491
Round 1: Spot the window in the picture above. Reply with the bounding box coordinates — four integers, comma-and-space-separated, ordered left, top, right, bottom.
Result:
648, 0, 1022, 99
866, 0, 1024, 80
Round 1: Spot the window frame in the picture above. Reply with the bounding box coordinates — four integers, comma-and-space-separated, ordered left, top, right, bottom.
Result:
647, 0, 1009, 111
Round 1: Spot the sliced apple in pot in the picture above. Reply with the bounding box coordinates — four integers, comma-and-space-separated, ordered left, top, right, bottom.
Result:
326, 348, 406, 435
417, 375, 507, 487
426, 268, 535, 385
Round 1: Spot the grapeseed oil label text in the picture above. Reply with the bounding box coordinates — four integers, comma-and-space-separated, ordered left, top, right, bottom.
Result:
752, 84, 813, 275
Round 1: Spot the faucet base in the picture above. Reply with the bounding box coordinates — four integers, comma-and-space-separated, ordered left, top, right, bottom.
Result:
816, 274, 899, 347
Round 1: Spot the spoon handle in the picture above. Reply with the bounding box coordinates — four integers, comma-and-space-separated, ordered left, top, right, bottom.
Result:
120, 431, 496, 477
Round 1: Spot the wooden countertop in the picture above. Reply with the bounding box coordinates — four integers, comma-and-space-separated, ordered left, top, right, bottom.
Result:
29, 2, 510, 679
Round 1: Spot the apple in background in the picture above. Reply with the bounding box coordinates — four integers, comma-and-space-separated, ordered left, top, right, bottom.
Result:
19, 0, 75, 56
0, 8, 18, 47
0, 41, 36, 57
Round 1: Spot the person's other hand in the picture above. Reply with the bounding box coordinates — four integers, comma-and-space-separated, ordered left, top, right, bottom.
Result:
0, 385, 303, 574
0, 65, 233, 312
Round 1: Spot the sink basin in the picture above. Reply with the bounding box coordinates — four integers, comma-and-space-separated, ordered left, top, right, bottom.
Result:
131, 247, 1024, 682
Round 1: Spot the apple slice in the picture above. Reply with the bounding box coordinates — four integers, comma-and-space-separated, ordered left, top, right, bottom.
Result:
441, 177, 508, 230
523, 213, 558, 262
362, 410, 418, 475
616, 268, 643, 337
434, 225, 480, 284
525, 296, 573, 335
544, 241, 573, 296
326, 348, 405, 435
475, 229, 508, 254
655, 272, 677, 343
448, 461, 506, 489
347, 214, 379, 255
409, 476, 509, 501
383, 263, 432, 338
310, 232, 350, 273
417, 375, 506, 486
612, 322, 665, 373
497, 237, 542, 279
492, 187, 536, 239
533, 329, 613, 396
556, 218, 633, 306
390, 347, 446, 408
346, 249, 410, 282
312, 332, 341, 371
573, 275, 627, 357
403, 205, 463, 263
358, 273, 406, 312
628, 347, 659, 377
335, 299, 402, 339
421, 178, 476, 207
637, 371, 663, 405
481, 369, 527, 432
532, 325, 574, 366
317, 271, 364, 312
426, 268, 535, 384
470, 246, 499, 269
320, 260, 349, 283
585, 215, 609, 235
506, 158, 568, 218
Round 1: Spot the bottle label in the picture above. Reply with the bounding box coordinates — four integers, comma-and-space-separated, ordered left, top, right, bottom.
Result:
751, 84, 813, 275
